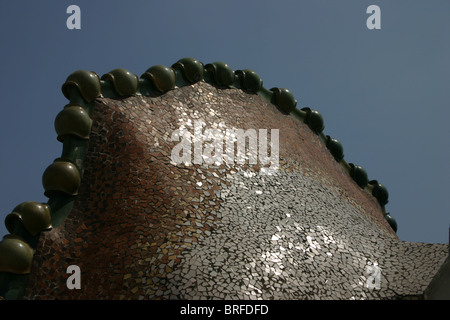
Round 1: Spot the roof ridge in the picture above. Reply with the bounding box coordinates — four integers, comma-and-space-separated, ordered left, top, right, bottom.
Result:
0, 57, 397, 299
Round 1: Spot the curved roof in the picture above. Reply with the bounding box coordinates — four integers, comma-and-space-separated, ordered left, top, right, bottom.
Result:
0, 57, 408, 299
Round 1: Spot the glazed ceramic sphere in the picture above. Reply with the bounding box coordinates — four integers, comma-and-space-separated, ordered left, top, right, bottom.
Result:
141, 65, 176, 93
384, 213, 398, 232
101, 68, 139, 97
302, 107, 325, 134
42, 160, 81, 197
5, 202, 52, 236
370, 180, 389, 206
54, 104, 92, 142
62, 70, 101, 102
172, 57, 204, 84
326, 136, 344, 162
349, 163, 369, 189
0, 235, 34, 274
235, 69, 263, 93
271, 88, 297, 114
205, 62, 235, 87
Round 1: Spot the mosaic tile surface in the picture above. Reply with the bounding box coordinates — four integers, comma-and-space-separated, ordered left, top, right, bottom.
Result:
23, 82, 448, 299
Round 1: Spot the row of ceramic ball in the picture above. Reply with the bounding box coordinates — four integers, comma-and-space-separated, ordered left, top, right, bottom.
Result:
0, 155, 88, 275
60, 58, 267, 99
0, 113, 86, 275
59, 57, 398, 232
0, 102, 86, 274
0, 58, 399, 275
0, 166, 82, 275
0, 79, 93, 275
304, 121, 396, 232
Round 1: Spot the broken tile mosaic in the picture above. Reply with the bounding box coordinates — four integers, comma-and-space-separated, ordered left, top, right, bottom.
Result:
20, 81, 447, 300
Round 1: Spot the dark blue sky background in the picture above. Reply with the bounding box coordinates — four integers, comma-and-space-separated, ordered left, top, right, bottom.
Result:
0, 1, 449, 244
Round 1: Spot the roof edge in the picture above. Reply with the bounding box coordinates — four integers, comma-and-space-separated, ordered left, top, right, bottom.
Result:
0, 57, 396, 299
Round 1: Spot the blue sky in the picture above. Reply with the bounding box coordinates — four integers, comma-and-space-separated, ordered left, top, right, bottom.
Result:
0, 0, 449, 244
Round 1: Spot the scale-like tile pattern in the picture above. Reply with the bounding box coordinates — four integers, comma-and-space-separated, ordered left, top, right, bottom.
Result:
163, 167, 447, 299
